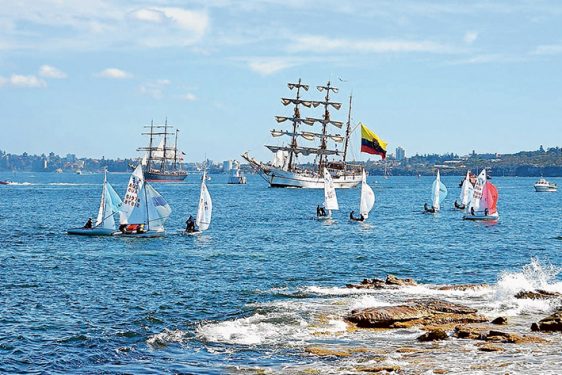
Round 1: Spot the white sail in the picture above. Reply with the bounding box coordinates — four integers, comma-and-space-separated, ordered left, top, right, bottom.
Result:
95, 172, 123, 230
196, 172, 212, 231
323, 168, 339, 211
459, 170, 473, 206
359, 170, 375, 218
145, 183, 172, 231
431, 169, 447, 211
468, 169, 486, 213
272, 150, 289, 170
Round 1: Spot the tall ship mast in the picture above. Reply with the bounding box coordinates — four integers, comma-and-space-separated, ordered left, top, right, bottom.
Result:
137, 119, 188, 182
242, 79, 363, 188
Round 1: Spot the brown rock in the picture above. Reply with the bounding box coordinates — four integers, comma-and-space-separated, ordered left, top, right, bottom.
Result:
436, 284, 488, 291
305, 346, 351, 357
417, 329, 448, 342
478, 343, 504, 352
433, 369, 447, 374
355, 365, 401, 373
453, 325, 487, 340
531, 309, 562, 332
419, 299, 478, 315
514, 290, 562, 299
491, 316, 508, 325
347, 305, 431, 328
386, 274, 417, 286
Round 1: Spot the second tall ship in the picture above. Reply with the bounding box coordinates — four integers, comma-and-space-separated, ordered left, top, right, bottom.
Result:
138, 120, 187, 182
242, 79, 363, 188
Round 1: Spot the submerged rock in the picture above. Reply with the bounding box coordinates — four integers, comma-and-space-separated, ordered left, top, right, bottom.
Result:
478, 343, 504, 352
305, 346, 351, 357
531, 308, 562, 332
354, 365, 401, 373
514, 290, 562, 300
386, 274, 417, 286
417, 329, 448, 342
435, 284, 488, 291
453, 326, 547, 344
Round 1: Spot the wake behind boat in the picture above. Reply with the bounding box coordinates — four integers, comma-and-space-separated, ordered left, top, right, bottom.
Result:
117, 165, 172, 237
242, 79, 363, 189
67, 171, 123, 236
463, 169, 499, 221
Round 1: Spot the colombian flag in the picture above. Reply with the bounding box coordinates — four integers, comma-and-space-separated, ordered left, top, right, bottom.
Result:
360, 123, 387, 159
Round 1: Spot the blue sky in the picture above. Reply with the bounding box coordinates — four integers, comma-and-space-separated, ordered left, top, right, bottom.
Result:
1, 0, 561, 162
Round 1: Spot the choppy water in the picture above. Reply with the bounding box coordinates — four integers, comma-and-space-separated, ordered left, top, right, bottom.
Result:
1, 172, 561, 374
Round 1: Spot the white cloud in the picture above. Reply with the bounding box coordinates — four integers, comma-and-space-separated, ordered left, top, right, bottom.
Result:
10, 74, 47, 88
182, 92, 197, 101
131, 7, 208, 37
97, 68, 132, 79
39, 65, 67, 79
533, 44, 562, 55
289, 35, 456, 54
248, 58, 299, 75
130, 8, 165, 23
139, 79, 171, 99
446, 54, 517, 65
464, 31, 478, 44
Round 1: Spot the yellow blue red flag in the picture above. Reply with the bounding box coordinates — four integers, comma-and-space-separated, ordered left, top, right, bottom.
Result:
360, 123, 387, 159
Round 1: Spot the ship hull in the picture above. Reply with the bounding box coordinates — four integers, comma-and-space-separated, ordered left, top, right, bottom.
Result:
242, 154, 360, 188
145, 171, 187, 182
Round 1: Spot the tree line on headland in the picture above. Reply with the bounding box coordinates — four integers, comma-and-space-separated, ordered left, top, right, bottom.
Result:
1, 146, 561, 177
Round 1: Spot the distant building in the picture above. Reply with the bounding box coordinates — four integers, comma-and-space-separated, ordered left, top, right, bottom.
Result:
223, 160, 233, 171
396, 146, 405, 161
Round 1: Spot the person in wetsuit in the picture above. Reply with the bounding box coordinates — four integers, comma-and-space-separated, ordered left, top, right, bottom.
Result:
84, 217, 93, 229
349, 210, 365, 222
424, 203, 436, 213
185, 215, 196, 232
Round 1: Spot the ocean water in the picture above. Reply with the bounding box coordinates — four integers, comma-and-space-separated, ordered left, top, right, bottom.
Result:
0, 172, 561, 374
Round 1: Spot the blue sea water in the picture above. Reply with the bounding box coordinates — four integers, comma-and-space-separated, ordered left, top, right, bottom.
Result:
0, 172, 561, 373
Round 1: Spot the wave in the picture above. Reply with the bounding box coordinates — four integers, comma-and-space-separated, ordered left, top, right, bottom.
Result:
147, 328, 188, 348
5, 182, 32, 185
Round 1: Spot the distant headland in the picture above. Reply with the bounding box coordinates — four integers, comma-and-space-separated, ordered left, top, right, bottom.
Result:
1, 146, 561, 177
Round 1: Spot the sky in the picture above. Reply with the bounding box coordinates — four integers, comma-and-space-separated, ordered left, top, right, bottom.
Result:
0, 0, 561, 163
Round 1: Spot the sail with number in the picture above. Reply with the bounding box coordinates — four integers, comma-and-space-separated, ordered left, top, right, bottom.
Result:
359, 170, 375, 218
120, 164, 171, 231
468, 169, 486, 213
196, 172, 213, 231
464, 168, 499, 220
95, 171, 123, 230
323, 168, 339, 211
431, 170, 448, 211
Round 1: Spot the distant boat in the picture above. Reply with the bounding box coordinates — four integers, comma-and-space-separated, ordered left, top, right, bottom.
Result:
534, 178, 557, 192
463, 169, 499, 221
424, 169, 447, 213
117, 165, 172, 237
55, 168, 63, 174
350, 170, 374, 221
0, 180, 9, 185
454, 170, 474, 210
138, 120, 187, 182
75, 169, 82, 175
67, 171, 123, 236
317, 168, 339, 219
227, 161, 247, 184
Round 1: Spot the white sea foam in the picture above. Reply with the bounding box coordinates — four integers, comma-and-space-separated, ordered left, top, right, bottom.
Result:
6, 182, 32, 185
197, 313, 310, 346
349, 295, 393, 310
147, 328, 187, 347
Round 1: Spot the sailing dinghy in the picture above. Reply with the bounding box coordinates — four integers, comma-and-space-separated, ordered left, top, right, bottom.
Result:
424, 169, 447, 213
68, 171, 123, 236
185, 171, 213, 235
350, 170, 374, 221
317, 168, 339, 219
463, 169, 499, 221
117, 165, 172, 237
454, 170, 474, 210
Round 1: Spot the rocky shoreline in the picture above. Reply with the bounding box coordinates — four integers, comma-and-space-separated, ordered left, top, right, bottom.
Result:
301, 275, 561, 373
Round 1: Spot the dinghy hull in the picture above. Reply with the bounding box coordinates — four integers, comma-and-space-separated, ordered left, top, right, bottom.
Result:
115, 230, 165, 238
67, 228, 117, 236
463, 214, 499, 221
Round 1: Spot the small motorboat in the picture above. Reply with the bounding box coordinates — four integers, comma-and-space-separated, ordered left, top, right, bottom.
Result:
0, 180, 9, 185
534, 178, 557, 192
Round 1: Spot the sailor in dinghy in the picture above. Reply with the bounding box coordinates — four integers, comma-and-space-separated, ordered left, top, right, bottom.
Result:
454, 170, 474, 210
317, 168, 338, 220
117, 165, 172, 237
184, 170, 213, 235
350, 170, 374, 222
463, 169, 499, 221
67, 171, 123, 236
424, 169, 447, 213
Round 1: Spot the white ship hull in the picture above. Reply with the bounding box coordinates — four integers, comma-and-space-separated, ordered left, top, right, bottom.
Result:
243, 153, 361, 188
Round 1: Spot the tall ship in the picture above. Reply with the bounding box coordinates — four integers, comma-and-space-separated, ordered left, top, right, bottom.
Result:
242, 79, 363, 188
138, 120, 187, 182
